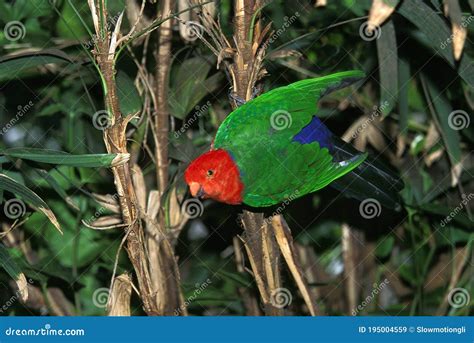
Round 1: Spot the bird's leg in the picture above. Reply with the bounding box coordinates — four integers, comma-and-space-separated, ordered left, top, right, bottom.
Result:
228, 89, 247, 107
251, 84, 263, 99
228, 85, 261, 107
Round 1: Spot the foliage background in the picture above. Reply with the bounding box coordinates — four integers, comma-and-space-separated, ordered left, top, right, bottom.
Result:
0, 0, 472, 316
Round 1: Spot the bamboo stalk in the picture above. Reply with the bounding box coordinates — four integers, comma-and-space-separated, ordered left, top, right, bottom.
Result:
89, 0, 184, 315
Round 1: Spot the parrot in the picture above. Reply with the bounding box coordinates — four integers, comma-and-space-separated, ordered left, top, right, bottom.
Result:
184, 70, 404, 209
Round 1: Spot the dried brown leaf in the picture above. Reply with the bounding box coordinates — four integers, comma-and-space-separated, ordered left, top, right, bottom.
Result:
16, 273, 28, 302
368, 0, 398, 31
92, 193, 121, 213
315, 0, 327, 7
108, 274, 132, 316
272, 216, 317, 316
131, 164, 147, 210
444, 0, 467, 60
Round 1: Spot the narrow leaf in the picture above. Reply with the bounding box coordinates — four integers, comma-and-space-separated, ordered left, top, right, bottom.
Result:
398, 58, 410, 136
0, 244, 28, 302
4, 148, 129, 168
368, 0, 399, 30
33, 169, 80, 211
443, 0, 467, 61
0, 50, 73, 82
376, 19, 398, 115
0, 173, 62, 233
420, 75, 463, 185
398, 0, 474, 87
116, 70, 142, 116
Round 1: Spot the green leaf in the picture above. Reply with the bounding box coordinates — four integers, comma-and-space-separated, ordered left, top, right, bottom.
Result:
33, 168, 80, 211
0, 50, 74, 82
116, 70, 142, 115
398, 58, 410, 135
398, 0, 474, 87
375, 235, 395, 258
3, 148, 129, 168
420, 75, 462, 165
39, 203, 108, 268
434, 226, 472, 246
376, 20, 398, 116
15, 162, 80, 211
56, 0, 89, 40
419, 203, 473, 230
0, 243, 22, 280
0, 244, 29, 301
0, 173, 61, 233
169, 57, 222, 119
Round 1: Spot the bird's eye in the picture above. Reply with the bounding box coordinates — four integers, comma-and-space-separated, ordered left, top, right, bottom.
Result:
207, 169, 214, 177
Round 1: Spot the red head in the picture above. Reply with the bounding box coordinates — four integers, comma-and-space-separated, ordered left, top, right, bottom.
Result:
184, 149, 244, 205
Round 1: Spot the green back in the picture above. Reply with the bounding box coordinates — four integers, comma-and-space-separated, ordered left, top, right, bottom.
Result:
214, 71, 367, 207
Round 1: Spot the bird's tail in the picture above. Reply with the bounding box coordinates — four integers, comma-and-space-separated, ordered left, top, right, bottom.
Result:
330, 137, 404, 210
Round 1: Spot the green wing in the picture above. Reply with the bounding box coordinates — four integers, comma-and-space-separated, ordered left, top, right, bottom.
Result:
214, 71, 366, 207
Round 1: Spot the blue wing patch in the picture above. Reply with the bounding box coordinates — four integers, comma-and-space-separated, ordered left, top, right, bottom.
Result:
292, 116, 333, 149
